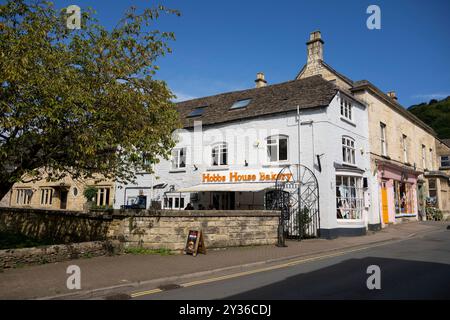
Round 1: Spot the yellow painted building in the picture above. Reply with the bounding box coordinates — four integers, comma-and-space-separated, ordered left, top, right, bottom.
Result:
297, 31, 449, 227
7, 170, 114, 211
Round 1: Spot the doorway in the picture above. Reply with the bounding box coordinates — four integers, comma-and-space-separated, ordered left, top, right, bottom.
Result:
381, 181, 389, 224
212, 192, 235, 210
60, 190, 68, 209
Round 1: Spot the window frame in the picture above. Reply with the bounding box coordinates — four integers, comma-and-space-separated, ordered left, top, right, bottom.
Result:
16, 188, 32, 205
336, 175, 364, 220
266, 135, 289, 163
211, 142, 228, 167
440, 155, 450, 168
380, 122, 387, 156
342, 136, 356, 165
340, 97, 353, 121
421, 144, 427, 169
171, 147, 187, 170
40, 188, 53, 206
402, 134, 408, 163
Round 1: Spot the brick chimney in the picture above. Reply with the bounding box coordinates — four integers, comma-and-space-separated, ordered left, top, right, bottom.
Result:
306, 31, 324, 67
387, 91, 398, 101
255, 72, 267, 88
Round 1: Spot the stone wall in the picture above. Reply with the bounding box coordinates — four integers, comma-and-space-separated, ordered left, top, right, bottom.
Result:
0, 207, 280, 256
108, 210, 280, 251
0, 240, 122, 269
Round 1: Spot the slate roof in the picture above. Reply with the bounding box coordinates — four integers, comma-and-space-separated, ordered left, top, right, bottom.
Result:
176, 75, 338, 128
442, 139, 450, 148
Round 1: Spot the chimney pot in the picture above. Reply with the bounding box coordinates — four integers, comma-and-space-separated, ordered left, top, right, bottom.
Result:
255, 72, 267, 88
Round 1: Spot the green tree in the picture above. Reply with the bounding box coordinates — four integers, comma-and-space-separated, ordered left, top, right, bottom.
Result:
408, 96, 450, 139
0, 0, 181, 199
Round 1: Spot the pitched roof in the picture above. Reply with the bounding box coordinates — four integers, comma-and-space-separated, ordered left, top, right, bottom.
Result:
176, 75, 338, 128
442, 139, 450, 148
351, 80, 436, 136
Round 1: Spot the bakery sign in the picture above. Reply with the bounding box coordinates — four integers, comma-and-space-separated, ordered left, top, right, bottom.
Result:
202, 169, 293, 184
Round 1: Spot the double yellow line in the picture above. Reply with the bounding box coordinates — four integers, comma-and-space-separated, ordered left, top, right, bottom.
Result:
130, 242, 387, 299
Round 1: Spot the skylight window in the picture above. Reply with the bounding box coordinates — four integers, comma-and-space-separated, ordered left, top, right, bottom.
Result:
187, 106, 206, 117
230, 99, 251, 110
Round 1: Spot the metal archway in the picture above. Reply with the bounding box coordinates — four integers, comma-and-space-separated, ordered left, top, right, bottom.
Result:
267, 164, 320, 241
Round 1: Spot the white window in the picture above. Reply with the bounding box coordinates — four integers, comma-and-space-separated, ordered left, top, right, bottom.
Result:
16, 189, 32, 205
402, 134, 408, 163
336, 175, 363, 220
96, 187, 110, 206
380, 122, 387, 156
267, 135, 288, 162
342, 136, 355, 165
164, 196, 185, 209
340, 97, 352, 121
429, 148, 434, 170
171, 147, 186, 170
211, 142, 228, 166
40, 188, 53, 206
441, 155, 450, 168
422, 145, 427, 169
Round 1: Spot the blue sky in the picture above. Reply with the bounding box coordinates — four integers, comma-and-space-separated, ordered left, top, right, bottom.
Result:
55, 0, 450, 106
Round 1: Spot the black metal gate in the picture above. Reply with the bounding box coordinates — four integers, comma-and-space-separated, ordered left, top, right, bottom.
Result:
266, 165, 320, 240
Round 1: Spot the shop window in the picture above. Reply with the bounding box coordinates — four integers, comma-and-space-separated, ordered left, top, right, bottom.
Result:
211, 142, 228, 166
394, 181, 414, 215
267, 135, 288, 162
171, 147, 186, 170
340, 97, 352, 121
428, 179, 437, 204
336, 175, 363, 220
40, 188, 53, 206
16, 189, 32, 205
95, 187, 110, 206
342, 136, 355, 165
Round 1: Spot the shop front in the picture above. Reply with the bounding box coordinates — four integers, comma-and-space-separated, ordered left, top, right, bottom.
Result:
172, 169, 292, 210
377, 161, 420, 224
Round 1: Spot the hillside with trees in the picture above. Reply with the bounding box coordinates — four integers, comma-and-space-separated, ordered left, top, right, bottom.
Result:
408, 96, 450, 139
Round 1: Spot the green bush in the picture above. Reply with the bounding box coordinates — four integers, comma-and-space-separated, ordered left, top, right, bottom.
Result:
83, 186, 97, 202
426, 207, 443, 221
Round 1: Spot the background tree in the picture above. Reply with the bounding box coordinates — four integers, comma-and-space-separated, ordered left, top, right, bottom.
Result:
0, 0, 181, 199
408, 96, 450, 139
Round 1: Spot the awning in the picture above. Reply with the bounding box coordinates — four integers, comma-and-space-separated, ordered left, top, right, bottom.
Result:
177, 183, 275, 193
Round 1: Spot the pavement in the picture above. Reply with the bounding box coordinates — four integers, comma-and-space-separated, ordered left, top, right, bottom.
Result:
0, 221, 446, 300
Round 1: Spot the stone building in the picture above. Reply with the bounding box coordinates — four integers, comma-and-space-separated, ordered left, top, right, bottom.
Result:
7, 169, 114, 211
297, 31, 449, 226
429, 139, 450, 217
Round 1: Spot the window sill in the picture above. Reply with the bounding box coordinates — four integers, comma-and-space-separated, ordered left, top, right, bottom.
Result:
340, 116, 356, 126
169, 169, 186, 173
207, 166, 229, 171
341, 162, 357, 168
262, 162, 290, 168
337, 218, 364, 224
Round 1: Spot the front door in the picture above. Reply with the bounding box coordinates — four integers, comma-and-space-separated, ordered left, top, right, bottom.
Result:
381, 182, 389, 224
60, 190, 68, 209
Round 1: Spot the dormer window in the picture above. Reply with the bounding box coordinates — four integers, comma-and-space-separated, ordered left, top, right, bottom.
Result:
188, 106, 206, 117
230, 99, 251, 110
340, 97, 352, 121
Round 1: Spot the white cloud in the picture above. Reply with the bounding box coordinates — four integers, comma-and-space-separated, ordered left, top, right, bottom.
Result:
412, 93, 450, 101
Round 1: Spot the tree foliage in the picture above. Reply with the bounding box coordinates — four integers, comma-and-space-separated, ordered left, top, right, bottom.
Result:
0, 0, 181, 198
408, 96, 450, 139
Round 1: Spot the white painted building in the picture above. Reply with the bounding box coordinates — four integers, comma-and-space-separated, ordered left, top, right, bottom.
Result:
115, 73, 372, 239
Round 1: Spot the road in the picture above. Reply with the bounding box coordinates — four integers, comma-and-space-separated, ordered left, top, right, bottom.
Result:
131, 228, 450, 300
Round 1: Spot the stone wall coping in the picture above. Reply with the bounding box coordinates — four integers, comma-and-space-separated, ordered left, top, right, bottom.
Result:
0, 207, 280, 219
